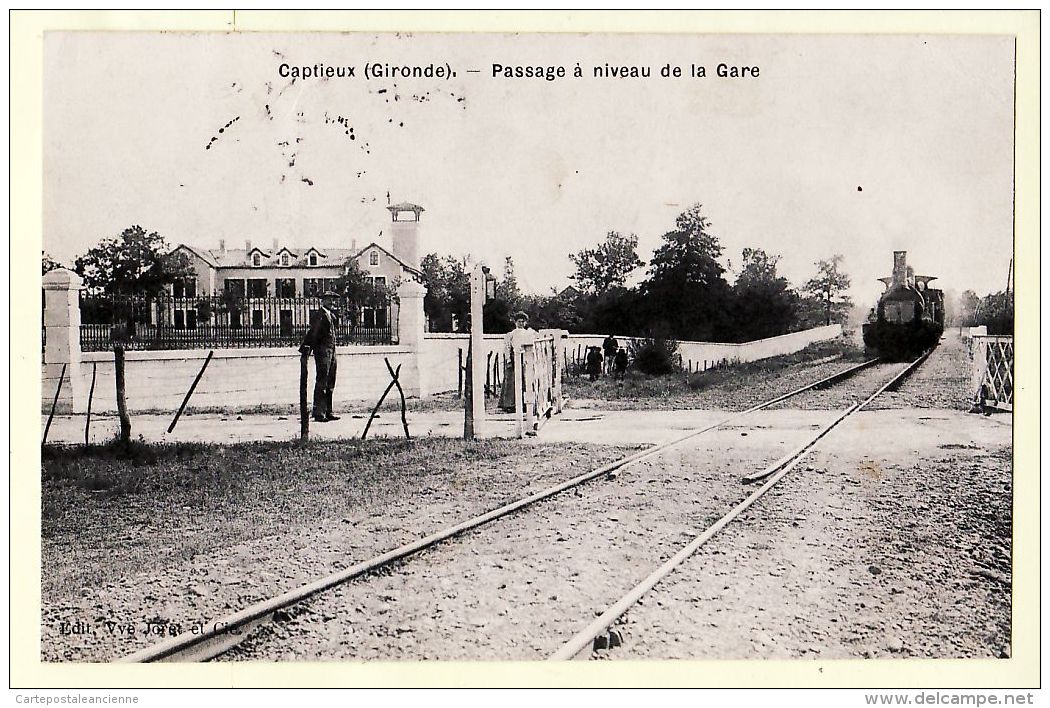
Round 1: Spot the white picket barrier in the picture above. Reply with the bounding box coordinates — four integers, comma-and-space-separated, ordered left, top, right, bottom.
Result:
512, 329, 566, 438
970, 335, 1013, 412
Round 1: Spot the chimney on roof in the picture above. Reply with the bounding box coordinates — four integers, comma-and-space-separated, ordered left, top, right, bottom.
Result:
219, 239, 225, 252
387, 202, 424, 268
246, 240, 252, 253
272, 238, 278, 252
352, 239, 357, 251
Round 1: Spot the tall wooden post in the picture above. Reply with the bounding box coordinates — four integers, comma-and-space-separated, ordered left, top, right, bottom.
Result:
463, 342, 474, 440
457, 348, 463, 398
113, 345, 131, 445
515, 348, 525, 439
299, 352, 310, 442
468, 264, 486, 437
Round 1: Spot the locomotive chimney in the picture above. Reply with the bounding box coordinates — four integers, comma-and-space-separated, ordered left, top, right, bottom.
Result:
892, 251, 908, 287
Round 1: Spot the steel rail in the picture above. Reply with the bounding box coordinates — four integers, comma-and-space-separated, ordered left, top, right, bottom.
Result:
117, 356, 880, 663
550, 350, 931, 661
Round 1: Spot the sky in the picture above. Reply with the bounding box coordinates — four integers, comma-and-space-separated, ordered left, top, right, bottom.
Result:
43, 32, 1015, 307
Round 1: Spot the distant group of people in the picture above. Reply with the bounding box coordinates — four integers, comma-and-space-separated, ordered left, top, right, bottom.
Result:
584, 334, 628, 382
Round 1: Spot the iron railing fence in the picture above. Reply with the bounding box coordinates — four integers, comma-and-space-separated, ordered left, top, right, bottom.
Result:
77, 294, 396, 352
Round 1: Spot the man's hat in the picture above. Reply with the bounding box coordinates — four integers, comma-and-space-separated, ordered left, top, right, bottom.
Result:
321, 289, 341, 300
513, 311, 529, 321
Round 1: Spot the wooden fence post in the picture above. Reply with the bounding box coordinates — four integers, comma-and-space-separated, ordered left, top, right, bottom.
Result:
384, 358, 411, 440
168, 351, 214, 434
362, 364, 401, 441
485, 351, 493, 397
42, 363, 66, 446
114, 346, 131, 446
515, 350, 525, 439
457, 348, 463, 398
300, 351, 310, 442
84, 362, 97, 446
463, 342, 474, 440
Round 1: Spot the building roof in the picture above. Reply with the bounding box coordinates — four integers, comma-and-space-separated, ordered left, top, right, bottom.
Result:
174, 244, 219, 268
352, 242, 422, 277
174, 242, 421, 276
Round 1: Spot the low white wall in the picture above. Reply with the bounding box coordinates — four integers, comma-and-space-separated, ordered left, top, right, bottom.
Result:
421, 334, 506, 395
43, 346, 420, 414
679, 324, 844, 369
562, 325, 842, 371
43, 325, 844, 413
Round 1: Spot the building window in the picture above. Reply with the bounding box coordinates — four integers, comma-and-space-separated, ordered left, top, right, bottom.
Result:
309, 252, 318, 266
172, 308, 198, 330
281, 252, 290, 266
224, 279, 246, 297
252, 252, 262, 267
369, 251, 379, 266
172, 277, 197, 299
362, 276, 389, 329
275, 278, 296, 298
247, 278, 268, 298
304, 278, 322, 297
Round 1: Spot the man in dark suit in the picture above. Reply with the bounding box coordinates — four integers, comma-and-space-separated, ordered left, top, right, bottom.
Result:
299, 291, 341, 422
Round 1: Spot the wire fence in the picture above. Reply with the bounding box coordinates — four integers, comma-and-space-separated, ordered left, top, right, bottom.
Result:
40, 346, 416, 447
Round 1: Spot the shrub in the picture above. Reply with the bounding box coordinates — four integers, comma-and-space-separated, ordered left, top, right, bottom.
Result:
629, 337, 680, 375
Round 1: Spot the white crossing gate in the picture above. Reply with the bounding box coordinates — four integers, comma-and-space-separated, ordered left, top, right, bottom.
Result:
970, 335, 1013, 412
513, 329, 566, 438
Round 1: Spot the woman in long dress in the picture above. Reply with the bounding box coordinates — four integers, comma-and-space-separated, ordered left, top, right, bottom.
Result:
499, 311, 534, 412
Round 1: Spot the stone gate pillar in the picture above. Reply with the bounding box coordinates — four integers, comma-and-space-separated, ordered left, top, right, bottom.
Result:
396, 278, 428, 398
42, 268, 87, 413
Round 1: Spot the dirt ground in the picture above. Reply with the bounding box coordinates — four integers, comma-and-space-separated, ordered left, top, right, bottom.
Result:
215, 407, 1009, 661
40, 332, 1013, 662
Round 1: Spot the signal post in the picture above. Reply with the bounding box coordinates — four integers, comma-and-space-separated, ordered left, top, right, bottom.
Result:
464, 264, 495, 439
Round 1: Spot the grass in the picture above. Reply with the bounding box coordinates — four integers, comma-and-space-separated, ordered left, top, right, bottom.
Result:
564, 336, 867, 406
41, 436, 638, 599
129, 391, 469, 417
684, 336, 869, 391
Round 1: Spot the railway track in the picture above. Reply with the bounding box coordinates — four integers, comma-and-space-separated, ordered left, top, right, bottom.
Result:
118, 353, 920, 663
550, 349, 932, 660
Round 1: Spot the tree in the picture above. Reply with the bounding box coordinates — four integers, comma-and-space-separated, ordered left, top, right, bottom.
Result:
42, 252, 63, 276
569, 231, 645, 294
496, 255, 523, 311
975, 291, 1013, 335
520, 288, 585, 332
74, 226, 191, 296
952, 289, 981, 328
802, 254, 852, 326
640, 204, 731, 340
336, 259, 394, 328
420, 253, 470, 332
730, 248, 800, 341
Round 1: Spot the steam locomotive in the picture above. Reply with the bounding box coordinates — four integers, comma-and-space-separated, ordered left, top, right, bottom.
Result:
862, 251, 944, 360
